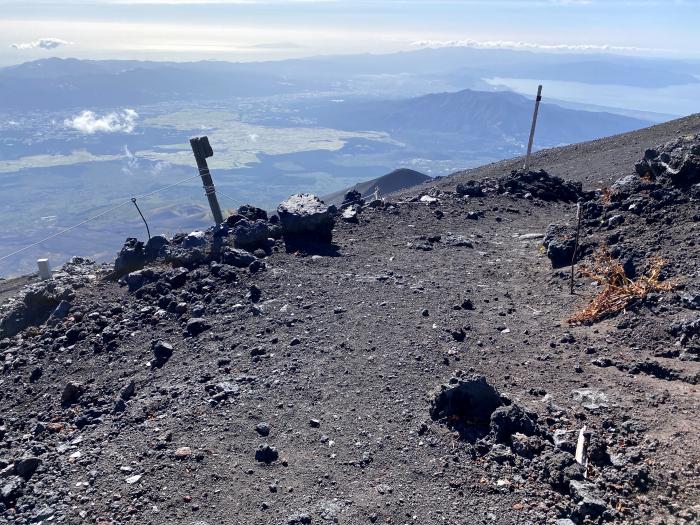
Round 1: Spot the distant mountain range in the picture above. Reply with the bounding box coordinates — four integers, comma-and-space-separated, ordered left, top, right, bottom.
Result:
323, 168, 431, 206
1, 47, 698, 110
0, 58, 313, 110
304, 89, 651, 148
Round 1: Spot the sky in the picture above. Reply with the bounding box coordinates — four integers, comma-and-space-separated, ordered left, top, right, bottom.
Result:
0, 0, 699, 66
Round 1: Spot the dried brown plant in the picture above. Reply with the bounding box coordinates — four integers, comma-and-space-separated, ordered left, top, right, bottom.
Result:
568, 246, 676, 324
640, 171, 655, 183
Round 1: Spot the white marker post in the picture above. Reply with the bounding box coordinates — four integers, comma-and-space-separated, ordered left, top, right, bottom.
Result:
575, 425, 590, 477
37, 258, 51, 280
523, 84, 543, 172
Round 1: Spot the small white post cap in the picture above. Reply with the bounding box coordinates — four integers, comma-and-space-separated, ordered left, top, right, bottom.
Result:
37, 258, 51, 280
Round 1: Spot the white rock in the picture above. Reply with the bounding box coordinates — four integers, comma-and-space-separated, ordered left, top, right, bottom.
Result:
125, 474, 142, 484
518, 233, 544, 240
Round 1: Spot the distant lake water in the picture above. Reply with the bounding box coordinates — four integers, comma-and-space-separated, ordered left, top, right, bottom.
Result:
485, 77, 700, 117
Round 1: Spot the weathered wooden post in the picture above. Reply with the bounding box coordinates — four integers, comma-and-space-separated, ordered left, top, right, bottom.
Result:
190, 136, 224, 225
523, 84, 543, 172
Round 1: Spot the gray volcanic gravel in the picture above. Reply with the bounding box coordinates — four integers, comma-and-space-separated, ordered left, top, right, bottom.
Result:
1, 114, 699, 525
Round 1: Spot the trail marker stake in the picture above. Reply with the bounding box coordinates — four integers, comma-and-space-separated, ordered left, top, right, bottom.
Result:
190, 136, 224, 225
523, 84, 543, 172
575, 425, 590, 476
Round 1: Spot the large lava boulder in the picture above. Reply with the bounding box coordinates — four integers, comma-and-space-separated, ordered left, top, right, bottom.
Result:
498, 169, 584, 202
456, 181, 485, 197
232, 219, 271, 250
166, 246, 207, 269
489, 404, 539, 443
341, 190, 364, 209
610, 174, 647, 199
429, 375, 503, 424
542, 224, 576, 269
0, 282, 74, 338
113, 238, 146, 276
221, 247, 256, 268
277, 194, 336, 244
635, 136, 700, 189
237, 204, 268, 221
145, 235, 170, 261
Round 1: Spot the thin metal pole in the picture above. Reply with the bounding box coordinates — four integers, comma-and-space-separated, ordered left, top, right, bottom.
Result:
190, 136, 224, 225
570, 202, 582, 295
523, 84, 543, 172
131, 197, 151, 240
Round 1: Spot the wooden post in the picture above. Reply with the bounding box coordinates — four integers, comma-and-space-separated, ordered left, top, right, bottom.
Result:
190, 136, 224, 225
523, 84, 543, 172
570, 202, 582, 294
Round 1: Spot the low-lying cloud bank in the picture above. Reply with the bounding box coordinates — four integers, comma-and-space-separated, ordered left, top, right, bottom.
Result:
411, 39, 651, 54
10, 38, 70, 50
64, 109, 139, 134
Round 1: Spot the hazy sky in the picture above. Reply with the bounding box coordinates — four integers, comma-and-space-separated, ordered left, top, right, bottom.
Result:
1, 0, 699, 65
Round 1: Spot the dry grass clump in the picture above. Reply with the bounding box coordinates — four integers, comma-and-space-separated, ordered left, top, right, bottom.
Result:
640, 171, 655, 183
600, 187, 612, 204
568, 246, 676, 324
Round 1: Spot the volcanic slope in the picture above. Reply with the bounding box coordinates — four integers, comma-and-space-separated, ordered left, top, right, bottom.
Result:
1, 114, 699, 525
322, 168, 431, 207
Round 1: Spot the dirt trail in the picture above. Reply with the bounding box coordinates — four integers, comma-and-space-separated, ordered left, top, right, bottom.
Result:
1, 115, 699, 525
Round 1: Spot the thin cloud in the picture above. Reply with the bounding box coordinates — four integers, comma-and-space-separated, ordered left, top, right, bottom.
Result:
65, 109, 139, 134
411, 39, 654, 54
247, 42, 304, 49
10, 38, 70, 50
96, 0, 335, 3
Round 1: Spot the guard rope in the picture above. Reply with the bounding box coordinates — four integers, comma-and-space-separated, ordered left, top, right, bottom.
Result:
0, 173, 203, 262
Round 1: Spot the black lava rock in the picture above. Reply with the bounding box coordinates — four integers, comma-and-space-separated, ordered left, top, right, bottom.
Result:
152, 340, 174, 362
114, 237, 147, 277
255, 443, 279, 463
255, 422, 270, 436
238, 204, 268, 221
543, 224, 576, 269
488, 404, 539, 443
186, 318, 210, 336
456, 181, 485, 197
430, 375, 503, 424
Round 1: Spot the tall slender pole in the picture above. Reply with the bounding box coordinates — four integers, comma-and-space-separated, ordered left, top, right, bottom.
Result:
570, 202, 582, 295
190, 136, 224, 225
523, 84, 543, 172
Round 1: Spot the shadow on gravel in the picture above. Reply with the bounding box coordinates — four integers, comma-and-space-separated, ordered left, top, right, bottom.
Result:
429, 375, 506, 443
284, 241, 341, 257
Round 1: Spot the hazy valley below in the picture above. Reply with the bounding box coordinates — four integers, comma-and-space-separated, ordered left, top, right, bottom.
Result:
1, 48, 698, 276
